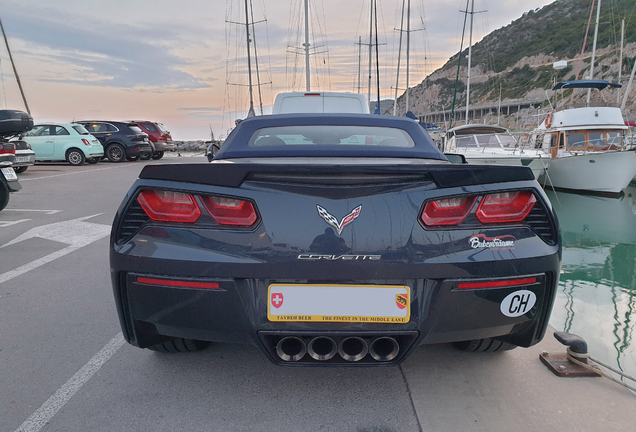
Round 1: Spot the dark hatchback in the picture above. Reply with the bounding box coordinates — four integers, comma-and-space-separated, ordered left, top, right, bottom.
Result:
130, 121, 176, 160
75, 121, 153, 162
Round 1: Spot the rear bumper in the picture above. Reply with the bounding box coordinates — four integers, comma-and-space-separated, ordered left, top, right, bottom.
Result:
110, 253, 560, 366
152, 141, 176, 152
13, 150, 36, 167
125, 143, 153, 156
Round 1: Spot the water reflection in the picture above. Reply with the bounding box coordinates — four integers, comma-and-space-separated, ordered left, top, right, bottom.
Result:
546, 187, 636, 377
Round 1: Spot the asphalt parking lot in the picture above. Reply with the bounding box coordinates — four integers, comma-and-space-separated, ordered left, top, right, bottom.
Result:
1, 158, 633, 432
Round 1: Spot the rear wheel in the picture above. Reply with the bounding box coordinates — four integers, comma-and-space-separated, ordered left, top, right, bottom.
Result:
0, 181, 9, 211
147, 338, 210, 353
126, 155, 140, 161
13, 166, 27, 173
86, 158, 99, 164
151, 151, 164, 160
453, 338, 517, 353
140, 152, 152, 160
106, 144, 126, 162
66, 148, 85, 166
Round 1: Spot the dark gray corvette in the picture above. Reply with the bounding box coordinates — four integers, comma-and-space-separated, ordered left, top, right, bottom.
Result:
110, 114, 561, 366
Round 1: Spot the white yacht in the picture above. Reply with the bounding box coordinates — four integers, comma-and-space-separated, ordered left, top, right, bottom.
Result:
533, 80, 636, 195
443, 124, 548, 179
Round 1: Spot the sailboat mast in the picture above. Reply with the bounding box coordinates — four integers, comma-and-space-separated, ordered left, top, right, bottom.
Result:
375, 1, 380, 113
406, 0, 410, 113
617, 19, 624, 105
0, 18, 30, 115
465, 0, 474, 125
304, 0, 311, 91
357, 36, 362, 94
586, 0, 601, 106
250, 0, 264, 115
368, 0, 373, 105
393, 0, 405, 116
243, 0, 255, 117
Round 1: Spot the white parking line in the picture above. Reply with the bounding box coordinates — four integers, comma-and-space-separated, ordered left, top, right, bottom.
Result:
2, 209, 62, 215
18, 165, 127, 181
13, 333, 126, 432
0, 219, 31, 228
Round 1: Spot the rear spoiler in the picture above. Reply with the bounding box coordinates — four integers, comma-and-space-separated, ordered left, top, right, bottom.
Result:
139, 163, 535, 189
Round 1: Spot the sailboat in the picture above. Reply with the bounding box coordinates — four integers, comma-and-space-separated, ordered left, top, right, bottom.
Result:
442, 0, 547, 179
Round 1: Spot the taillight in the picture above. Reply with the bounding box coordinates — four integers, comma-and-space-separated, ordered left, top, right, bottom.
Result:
421, 196, 477, 226
200, 196, 258, 226
0, 143, 15, 154
475, 191, 536, 223
137, 190, 201, 223
137, 277, 220, 289
82, 138, 91, 146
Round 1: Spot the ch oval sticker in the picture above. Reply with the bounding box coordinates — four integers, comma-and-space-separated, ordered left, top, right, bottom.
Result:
500, 290, 536, 317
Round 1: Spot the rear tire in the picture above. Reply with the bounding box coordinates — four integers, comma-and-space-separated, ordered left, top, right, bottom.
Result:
147, 338, 210, 353
87, 158, 99, 164
126, 155, 140, 161
13, 166, 27, 173
453, 338, 517, 353
151, 151, 164, 160
0, 181, 9, 211
140, 152, 152, 160
106, 143, 126, 162
66, 148, 85, 166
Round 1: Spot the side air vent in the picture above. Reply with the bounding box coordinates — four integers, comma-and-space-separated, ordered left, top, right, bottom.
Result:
117, 198, 149, 243
525, 201, 558, 245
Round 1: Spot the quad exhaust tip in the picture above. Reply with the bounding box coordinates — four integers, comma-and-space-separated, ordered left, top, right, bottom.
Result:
338, 337, 369, 362
308, 336, 338, 361
275, 335, 400, 363
276, 337, 307, 362
369, 337, 399, 362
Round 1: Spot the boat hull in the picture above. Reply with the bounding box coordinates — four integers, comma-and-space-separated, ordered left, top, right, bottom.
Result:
543, 150, 636, 194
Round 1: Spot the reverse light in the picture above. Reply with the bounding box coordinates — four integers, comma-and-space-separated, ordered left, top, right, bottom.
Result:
200, 196, 258, 226
476, 191, 536, 223
137, 190, 201, 223
421, 196, 477, 226
457, 277, 537, 290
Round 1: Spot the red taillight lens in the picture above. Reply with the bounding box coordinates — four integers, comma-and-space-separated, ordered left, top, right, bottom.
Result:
476, 191, 536, 223
82, 138, 91, 146
137, 190, 201, 223
421, 196, 477, 226
457, 277, 537, 290
0, 143, 15, 154
137, 277, 220, 289
200, 196, 258, 226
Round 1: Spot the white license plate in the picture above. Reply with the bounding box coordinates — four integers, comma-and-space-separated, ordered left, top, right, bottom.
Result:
267, 284, 410, 323
1, 167, 17, 181
15, 157, 29, 162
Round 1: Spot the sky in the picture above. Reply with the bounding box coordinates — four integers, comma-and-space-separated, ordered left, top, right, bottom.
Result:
0, 0, 554, 140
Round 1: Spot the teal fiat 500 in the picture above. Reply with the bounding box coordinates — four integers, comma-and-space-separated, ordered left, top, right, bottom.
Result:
20, 123, 104, 165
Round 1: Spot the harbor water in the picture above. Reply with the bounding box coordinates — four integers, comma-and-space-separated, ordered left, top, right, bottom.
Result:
546, 186, 636, 379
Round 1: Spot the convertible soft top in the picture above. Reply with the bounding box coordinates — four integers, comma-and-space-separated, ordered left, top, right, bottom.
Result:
214, 114, 447, 161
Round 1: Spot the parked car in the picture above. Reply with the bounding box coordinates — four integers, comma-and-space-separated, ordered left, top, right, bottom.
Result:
0, 109, 31, 209
19, 123, 104, 166
75, 121, 152, 162
129, 121, 175, 160
110, 113, 561, 365
12, 140, 36, 173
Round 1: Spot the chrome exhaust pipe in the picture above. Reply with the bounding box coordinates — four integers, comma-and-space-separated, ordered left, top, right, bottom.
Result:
338, 337, 369, 362
369, 337, 399, 362
276, 337, 307, 362
308, 336, 337, 361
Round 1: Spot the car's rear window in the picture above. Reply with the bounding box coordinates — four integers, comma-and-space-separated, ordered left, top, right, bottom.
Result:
128, 126, 144, 133
157, 123, 168, 133
143, 123, 158, 132
249, 126, 415, 148
73, 125, 90, 135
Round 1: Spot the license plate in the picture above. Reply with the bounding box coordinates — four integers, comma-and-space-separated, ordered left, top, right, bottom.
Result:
267, 284, 410, 323
1, 167, 17, 181
15, 156, 29, 162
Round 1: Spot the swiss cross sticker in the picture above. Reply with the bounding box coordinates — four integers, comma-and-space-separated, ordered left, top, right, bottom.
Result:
271, 293, 284, 309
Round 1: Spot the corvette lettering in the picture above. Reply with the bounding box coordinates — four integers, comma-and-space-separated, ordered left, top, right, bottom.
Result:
469, 234, 516, 249
317, 205, 361, 235
297, 254, 381, 261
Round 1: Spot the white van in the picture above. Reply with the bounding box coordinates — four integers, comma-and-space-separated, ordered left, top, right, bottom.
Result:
272, 92, 370, 114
